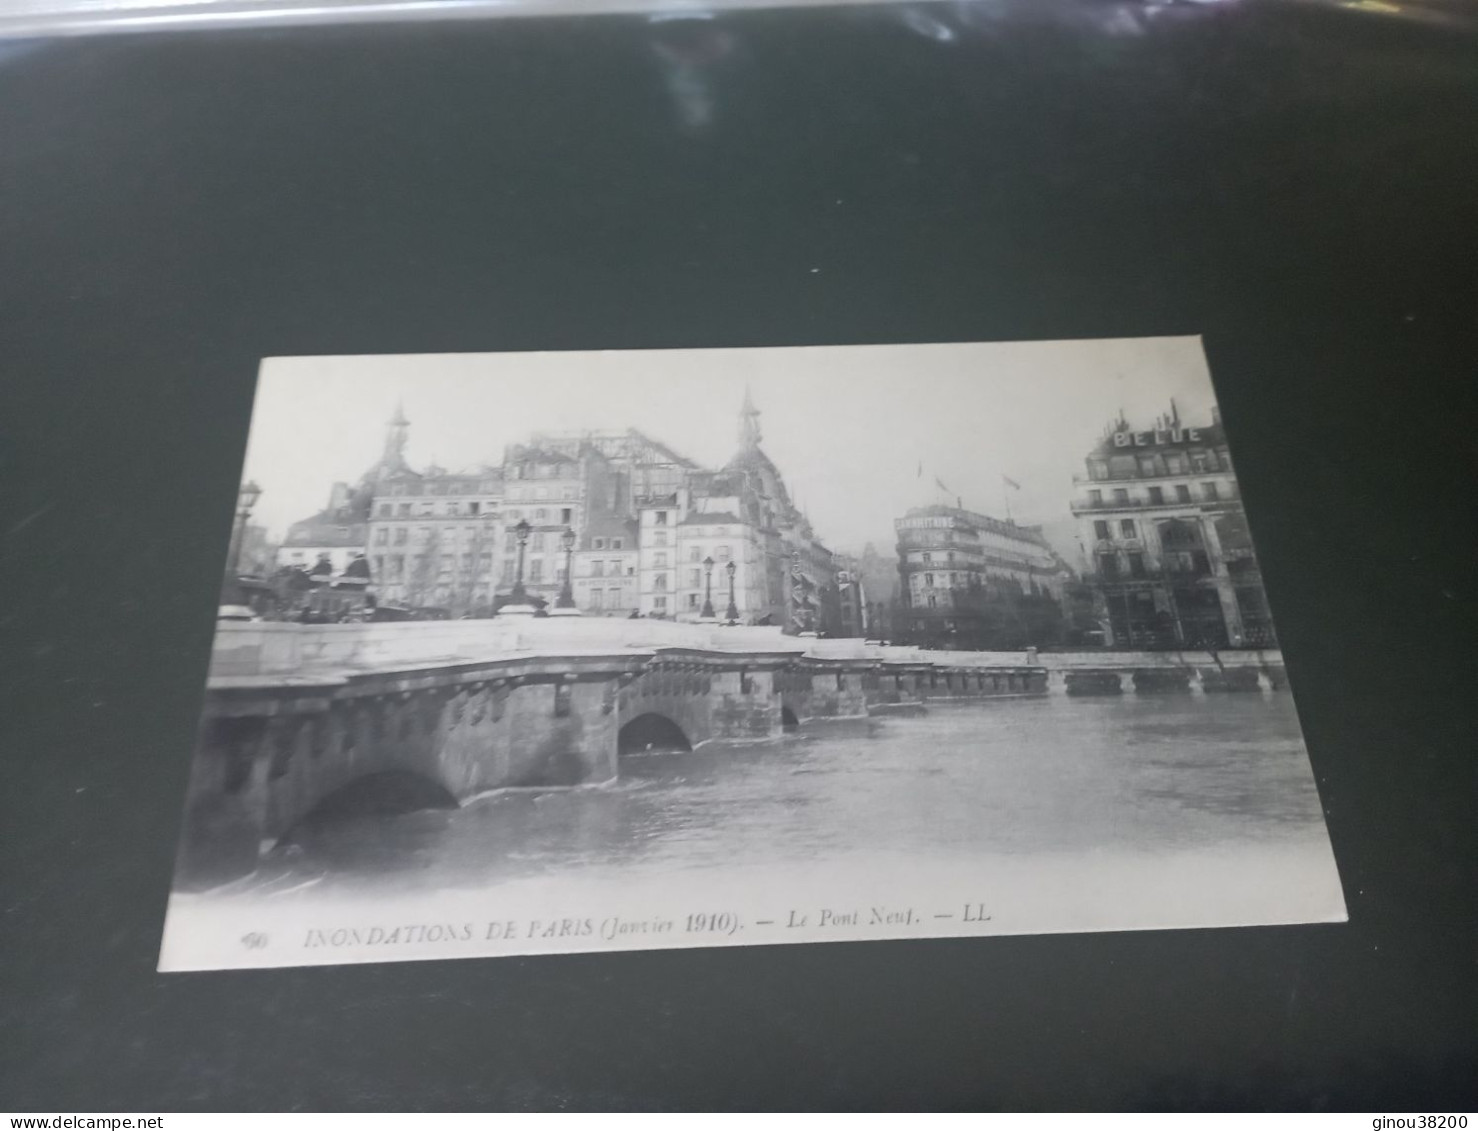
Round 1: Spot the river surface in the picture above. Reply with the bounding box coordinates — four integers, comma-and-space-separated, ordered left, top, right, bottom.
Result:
270, 693, 1332, 896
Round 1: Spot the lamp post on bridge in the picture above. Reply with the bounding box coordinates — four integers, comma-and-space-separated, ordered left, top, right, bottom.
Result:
500, 517, 538, 617
550, 525, 582, 616
724, 558, 739, 625
222, 479, 262, 609
698, 555, 717, 621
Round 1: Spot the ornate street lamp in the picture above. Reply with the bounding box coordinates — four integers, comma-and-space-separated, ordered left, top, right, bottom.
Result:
553, 525, 579, 613
724, 558, 739, 625
700, 555, 716, 620
510, 517, 532, 604
223, 479, 262, 606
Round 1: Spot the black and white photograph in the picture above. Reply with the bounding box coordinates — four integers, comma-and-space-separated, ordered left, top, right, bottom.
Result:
158, 337, 1346, 971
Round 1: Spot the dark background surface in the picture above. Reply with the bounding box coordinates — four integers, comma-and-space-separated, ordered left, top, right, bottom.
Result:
1, 0, 1475, 1110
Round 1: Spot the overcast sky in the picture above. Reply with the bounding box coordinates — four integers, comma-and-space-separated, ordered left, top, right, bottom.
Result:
243, 337, 1219, 555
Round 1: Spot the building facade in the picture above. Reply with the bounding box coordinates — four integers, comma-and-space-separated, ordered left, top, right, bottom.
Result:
1068, 405, 1276, 649
572, 514, 640, 615
833, 553, 870, 639
895, 505, 1070, 649
275, 396, 839, 628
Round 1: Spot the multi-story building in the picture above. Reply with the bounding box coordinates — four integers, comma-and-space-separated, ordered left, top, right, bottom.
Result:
1068, 404, 1276, 649
277, 396, 838, 627
693, 392, 838, 630
572, 515, 640, 615
896, 504, 1070, 649
833, 553, 870, 638
497, 443, 587, 607
368, 465, 504, 614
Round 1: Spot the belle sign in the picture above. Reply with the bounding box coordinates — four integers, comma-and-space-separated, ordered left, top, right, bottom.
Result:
1113, 427, 1204, 448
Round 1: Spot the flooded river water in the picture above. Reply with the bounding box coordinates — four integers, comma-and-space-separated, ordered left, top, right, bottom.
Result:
277, 693, 1332, 895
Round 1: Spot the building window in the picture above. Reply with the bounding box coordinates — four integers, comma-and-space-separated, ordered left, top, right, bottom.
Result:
1093, 520, 1111, 540
1166, 454, 1187, 475
561, 508, 572, 524
687, 594, 700, 610
1202, 481, 1220, 501
654, 552, 667, 568
529, 559, 544, 583
1128, 552, 1146, 579
689, 547, 702, 562
1176, 485, 1192, 503
394, 528, 408, 546
612, 538, 623, 550
651, 531, 667, 547
1098, 553, 1120, 579
1120, 519, 1136, 538
469, 501, 480, 516
1149, 486, 1164, 505
922, 552, 932, 564
654, 573, 668, 591
1113, 488, 1130, 505
594, 537, 605, 550
716, 544, 731, 561
590, 589, 604, 609
655, 511, 668, 526
397, 503, 411, 517
535, 508, 548, 520
690, 569, 702, 588
1088, 489, 1103, 506
375, 528, 388, 545
1088, 459, 1109, 481
591, 560, 605, 578
530, 533, 546, 553
378, 504, 391, 517
554, 683, 571, 718
927, 595, 937, 607
653, 596, 667, 611
924, 573, 934, 587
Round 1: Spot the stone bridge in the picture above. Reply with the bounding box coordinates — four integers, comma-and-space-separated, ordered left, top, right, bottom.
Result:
175, 617, 1283, 886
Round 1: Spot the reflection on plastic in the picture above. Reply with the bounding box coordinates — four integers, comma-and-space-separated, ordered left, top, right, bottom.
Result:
0, 0, 1469, 40
649, 12, 739, 131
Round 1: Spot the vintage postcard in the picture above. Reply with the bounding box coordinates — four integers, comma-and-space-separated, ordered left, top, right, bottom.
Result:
158, 337, 1346, 971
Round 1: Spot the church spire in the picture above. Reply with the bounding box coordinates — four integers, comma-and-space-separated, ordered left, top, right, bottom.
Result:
382, 401, 409, 469
739, 387, 762, 450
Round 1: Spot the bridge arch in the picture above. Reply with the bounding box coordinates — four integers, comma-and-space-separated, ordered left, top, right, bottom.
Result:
618, 712, 693, 757
279, 769, 459, 847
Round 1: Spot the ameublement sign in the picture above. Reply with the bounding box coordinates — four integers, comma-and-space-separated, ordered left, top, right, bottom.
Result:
158, 337, 1346, 971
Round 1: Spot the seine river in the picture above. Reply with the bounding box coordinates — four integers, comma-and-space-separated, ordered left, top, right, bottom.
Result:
272, 693, 1333, 895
